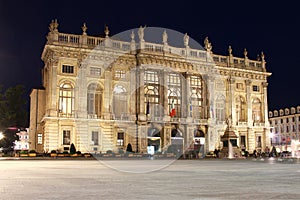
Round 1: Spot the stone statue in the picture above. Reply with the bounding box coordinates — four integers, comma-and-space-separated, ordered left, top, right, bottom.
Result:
49, 19, 59, 32
226, 115, 233, 129
130, 30, 135, 42
162, 30, 168, 44
138, 25, 145, 41
228, 45, 232, 56
183, 33, 189, 47
104, 25, 109, 37
82, 23, 87, 35
244, 48, 248, 58
204, 37, 212, 52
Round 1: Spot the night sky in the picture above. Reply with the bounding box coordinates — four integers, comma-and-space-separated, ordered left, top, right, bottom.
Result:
0, 0, 299, 111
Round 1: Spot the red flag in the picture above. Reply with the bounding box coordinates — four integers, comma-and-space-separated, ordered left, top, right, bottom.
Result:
170, 99, 176, 117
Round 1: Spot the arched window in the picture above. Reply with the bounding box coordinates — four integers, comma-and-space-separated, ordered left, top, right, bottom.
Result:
59, 82, 74, 116
189, 75, 203, 119
216, 95, 226, 122
168, 73, 181, 118
113, 85, 127, 119
87, 83, 102, 117
236, 96, 246, 122
252, 98, 262, 122
144, 70, 160, 117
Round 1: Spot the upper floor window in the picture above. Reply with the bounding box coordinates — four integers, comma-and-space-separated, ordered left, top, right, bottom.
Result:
252, 85, 260, 92
59, 82, 74, 115
236, 96, 246, 122
113, 85, 127, 119
87, 83, 102, 116
62, 65, 74, 74
114, 70, 126, 79
90, 67, 101, 76
144, 71, 160, 117
252, 98, 262, 122
236, 83, 244, 90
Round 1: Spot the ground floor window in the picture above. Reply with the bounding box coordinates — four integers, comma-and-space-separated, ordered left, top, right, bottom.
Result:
92, 131, 99, 145
240, 135, 246, 148
117, 132, 124, 146
256, 135, 262, 148
63, 130, 70, 145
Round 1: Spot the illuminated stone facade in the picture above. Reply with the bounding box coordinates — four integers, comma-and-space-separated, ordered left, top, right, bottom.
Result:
29, 20, 271, 154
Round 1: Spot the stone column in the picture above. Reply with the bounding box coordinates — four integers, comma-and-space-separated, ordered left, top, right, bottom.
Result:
103, 70, 112, 119
263, 82, 271, 148
138, 67, 146, 121
76, 63, 87, 118
49, 59, 58, 117
228, 77, 236, 124
163, 70, 170, 121
246, 79, 253, 126
130, 68, 137, 120
186, 74, 192, 121
262, 82, 269, 124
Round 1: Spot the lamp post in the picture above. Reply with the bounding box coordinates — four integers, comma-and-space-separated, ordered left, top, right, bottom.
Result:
0, 132, 3, 140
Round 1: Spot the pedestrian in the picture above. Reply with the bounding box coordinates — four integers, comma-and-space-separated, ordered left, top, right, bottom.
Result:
253, 149, 257, 158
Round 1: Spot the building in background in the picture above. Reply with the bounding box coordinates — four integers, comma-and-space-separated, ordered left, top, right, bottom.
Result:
269, 106, 300, 151
29, 20, 271, 154
14, 128, 29, 151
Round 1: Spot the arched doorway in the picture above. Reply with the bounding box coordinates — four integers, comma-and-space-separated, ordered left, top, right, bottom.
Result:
147, 128, 161, 152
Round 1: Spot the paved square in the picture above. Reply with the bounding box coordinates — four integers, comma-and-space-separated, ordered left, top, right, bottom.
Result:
0, 158, 300, 199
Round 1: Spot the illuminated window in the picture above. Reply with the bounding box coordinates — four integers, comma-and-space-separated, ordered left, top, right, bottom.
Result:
62, 65, 74, 74
114, 70, 126, 79
59, 82, 74, 116
37, 134, 42, 144
87, 83, 102, 116
252, 98, 262, 122
113, 85, 127, 119
117, 132, 124, 146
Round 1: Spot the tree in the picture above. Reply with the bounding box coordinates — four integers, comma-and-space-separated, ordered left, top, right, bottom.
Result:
0, 85, 28, 153
0, 85, 28, 129
70, 143, 76, 154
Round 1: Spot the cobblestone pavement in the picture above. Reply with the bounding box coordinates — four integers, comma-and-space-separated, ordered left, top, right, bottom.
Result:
0, 158, 300, 200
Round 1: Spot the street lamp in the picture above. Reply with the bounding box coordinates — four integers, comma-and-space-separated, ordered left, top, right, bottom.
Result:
0, 131, 4, 140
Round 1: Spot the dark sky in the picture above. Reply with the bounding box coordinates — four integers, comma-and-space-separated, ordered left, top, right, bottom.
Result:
0, 0, 299, 111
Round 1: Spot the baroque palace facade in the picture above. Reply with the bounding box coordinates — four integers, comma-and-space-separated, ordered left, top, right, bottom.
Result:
29, 20, 271, 154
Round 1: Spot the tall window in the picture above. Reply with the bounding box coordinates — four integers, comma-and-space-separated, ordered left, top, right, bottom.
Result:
168, 73, 181, 118
216, 95, 225, 122
91, 131, 99, 145
113, 85, 127, 119
189, 75, 203, 119
87, 83, 102, 117
144, 70, 160, 117
252, 98, 262, 122
59, 82, 74, 116
256, 135, 262, 148
236, 96, 246, 122
117, 132, 124, 146
63, 130, 71, 145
